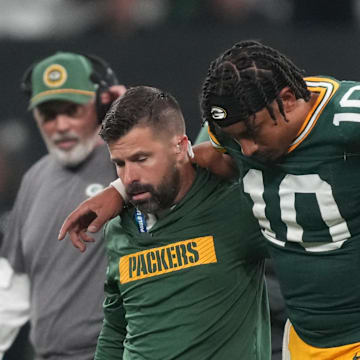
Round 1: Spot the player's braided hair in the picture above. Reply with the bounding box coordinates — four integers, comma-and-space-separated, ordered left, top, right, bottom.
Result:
201, 40, 311, 128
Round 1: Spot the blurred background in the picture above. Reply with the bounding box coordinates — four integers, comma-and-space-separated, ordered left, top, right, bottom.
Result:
1, 0, 359, 215
0, 0, 358, 358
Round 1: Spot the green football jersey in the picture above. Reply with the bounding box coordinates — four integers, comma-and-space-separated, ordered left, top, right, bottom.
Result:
211, 76, 360, 348
95, 167, 270, 360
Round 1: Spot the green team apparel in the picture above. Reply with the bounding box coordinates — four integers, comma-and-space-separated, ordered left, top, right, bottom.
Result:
95, 166, 270, 360
210, 76, 360, 348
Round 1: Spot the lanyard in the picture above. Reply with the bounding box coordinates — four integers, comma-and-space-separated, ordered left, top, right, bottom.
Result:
134, 208, 148, 233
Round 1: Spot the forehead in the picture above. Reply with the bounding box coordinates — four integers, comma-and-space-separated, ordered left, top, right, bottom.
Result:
109, 126, 166, 156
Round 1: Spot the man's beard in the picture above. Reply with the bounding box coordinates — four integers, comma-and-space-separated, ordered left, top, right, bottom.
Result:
127, 166, 181, 214
41, 130, 99, 167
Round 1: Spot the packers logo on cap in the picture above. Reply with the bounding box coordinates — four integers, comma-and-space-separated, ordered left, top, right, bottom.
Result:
211, 106, 227, 120
43, 64, 67, 88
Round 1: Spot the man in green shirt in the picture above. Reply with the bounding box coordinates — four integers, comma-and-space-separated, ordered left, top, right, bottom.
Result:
93, 86, 270, 359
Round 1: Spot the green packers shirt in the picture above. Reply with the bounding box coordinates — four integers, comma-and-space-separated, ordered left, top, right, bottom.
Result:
210, 76, 360, 348
95, 166, 270, 360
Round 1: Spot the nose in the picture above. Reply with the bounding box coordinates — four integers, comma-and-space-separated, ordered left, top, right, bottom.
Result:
54, 114, 71, 132
119, 163, 139, 187
238, 138, 259, 157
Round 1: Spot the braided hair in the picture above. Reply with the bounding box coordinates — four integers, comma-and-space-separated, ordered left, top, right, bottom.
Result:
201, 40, 311, 129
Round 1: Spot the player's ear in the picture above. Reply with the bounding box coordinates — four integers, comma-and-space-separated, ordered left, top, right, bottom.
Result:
279, 87, 297, 113
176, 135, 188, 154
173, 135, 189, 163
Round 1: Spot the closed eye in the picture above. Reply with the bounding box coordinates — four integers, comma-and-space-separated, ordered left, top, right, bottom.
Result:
137, 156, 147, 162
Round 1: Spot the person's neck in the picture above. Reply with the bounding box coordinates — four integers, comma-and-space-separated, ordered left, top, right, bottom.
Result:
173, 161, 196, 205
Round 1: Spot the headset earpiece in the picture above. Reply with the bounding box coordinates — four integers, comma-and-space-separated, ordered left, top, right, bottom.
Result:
90, 70, 110, 123
21, 62, 37, 100
83, 53, 119, 124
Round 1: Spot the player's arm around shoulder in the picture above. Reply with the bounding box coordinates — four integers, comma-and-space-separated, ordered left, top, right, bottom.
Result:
193, 123, 238, 180
192, 141, 238, 180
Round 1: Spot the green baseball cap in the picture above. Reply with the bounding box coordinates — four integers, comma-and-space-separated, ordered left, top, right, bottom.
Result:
29, 52, 96, 109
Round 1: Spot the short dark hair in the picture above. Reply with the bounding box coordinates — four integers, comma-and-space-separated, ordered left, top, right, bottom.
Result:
100, 86, 185, 143
201, 40, 311, 128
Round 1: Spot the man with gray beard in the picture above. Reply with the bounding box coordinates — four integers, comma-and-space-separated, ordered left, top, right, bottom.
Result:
0, 52, 125, 360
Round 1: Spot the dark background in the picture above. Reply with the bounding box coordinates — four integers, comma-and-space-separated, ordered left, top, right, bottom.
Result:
1, 23, 359, 213
1, 1, 359, 358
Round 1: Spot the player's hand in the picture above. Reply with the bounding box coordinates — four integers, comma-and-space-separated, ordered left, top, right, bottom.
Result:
101, 85, 127, 105
58, 186, 124, 252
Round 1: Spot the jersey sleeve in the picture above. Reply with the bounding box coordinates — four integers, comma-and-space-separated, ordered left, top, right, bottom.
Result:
95, 223, 127, 360
95, 268, 127, 360
223, 183, 269, 260
237, 198, 269, 260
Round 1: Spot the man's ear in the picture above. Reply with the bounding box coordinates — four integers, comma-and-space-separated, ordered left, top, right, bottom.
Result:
180, 135, 189, 152
175, 135, 189, 157
279, 87, 297, 113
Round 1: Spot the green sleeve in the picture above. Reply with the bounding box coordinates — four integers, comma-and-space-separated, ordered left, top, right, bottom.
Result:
224, 183, 269, 260
95, 269, 127, 359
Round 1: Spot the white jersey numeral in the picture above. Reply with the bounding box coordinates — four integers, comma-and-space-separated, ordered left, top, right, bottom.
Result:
243, 170, 350, 252
333, 85, 360, 125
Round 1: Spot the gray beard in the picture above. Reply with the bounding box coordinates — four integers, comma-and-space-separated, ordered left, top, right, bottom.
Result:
41, 130, 100, 167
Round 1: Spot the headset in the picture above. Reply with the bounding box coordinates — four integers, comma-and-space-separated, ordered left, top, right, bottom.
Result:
21, 52, 119, 123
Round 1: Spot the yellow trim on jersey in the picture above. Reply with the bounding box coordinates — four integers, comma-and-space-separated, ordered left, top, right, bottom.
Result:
208, 126, 227, 153
288, 77, 340, 153
288, 322, 360, 360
